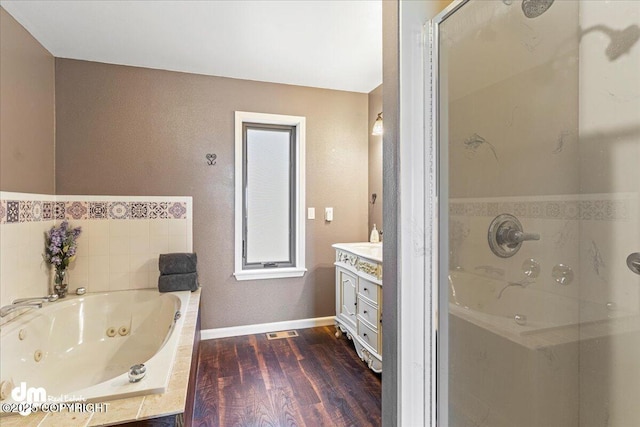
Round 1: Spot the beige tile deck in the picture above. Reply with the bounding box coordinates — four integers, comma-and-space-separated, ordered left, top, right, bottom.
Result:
39, 409, 92, 427
86, 397, 144, 426
0, 411, 47, 427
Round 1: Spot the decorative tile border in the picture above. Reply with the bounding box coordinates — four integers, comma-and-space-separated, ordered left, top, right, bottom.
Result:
0, 197, 188, 224
7, 200, 23, 223
450, 197, 632, 221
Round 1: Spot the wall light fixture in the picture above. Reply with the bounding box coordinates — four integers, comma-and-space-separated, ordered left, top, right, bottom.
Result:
372, 112, 383, 136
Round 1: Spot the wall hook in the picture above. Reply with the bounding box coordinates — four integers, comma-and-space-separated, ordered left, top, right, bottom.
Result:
206, 153, 217, 165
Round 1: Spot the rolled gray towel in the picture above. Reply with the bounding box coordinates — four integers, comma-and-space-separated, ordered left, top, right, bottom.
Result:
159, 253, 197, 275
158, 272, 199, 293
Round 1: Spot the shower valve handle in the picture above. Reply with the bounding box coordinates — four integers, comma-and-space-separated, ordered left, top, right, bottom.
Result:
500, 229, 540, 245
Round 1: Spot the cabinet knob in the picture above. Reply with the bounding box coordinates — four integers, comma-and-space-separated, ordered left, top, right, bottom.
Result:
364, 310, 368, 314
364, 287, 368, 291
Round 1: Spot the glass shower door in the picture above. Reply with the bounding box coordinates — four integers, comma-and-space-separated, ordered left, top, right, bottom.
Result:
434, 1, 640, 426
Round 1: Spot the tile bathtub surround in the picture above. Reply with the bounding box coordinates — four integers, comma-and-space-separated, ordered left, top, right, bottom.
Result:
0, 192, 192, 310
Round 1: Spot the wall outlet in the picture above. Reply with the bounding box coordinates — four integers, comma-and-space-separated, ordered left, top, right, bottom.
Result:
325, 207, 333, 222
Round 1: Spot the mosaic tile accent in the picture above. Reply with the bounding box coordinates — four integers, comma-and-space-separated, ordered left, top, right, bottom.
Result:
19, 201, 33, 222
54, 202, 66, 220
464, 202, 486, 217
89, 202, 108, 219
6, 201, 19, 223
65, 201, 88, 220
168, 202, 187, 219
109, 202, 130, 220
0, 197, 189, 223
130, 202, 149, 219
42, 202, 53, 221
31, 201, 43, 221
149, 202, 168, 219
450, 198, 632, 221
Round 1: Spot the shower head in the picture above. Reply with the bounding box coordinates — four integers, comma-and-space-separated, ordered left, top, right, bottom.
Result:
521, 0, 554, 18
580, 24, 640, 61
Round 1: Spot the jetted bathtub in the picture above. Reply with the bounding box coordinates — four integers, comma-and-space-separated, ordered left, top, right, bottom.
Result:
0, 289, 190, 408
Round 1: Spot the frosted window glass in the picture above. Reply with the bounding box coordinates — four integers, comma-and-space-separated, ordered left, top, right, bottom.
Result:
245, 128, 292, 264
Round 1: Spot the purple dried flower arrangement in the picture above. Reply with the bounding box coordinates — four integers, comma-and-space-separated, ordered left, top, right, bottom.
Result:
44, 221, 82, 297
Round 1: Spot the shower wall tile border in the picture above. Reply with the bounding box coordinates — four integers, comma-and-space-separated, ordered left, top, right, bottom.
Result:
450, 193, 635, 221
0, 192, 188, 224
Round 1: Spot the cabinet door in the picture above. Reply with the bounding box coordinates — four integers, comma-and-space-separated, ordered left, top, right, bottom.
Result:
337, 268, 357, 329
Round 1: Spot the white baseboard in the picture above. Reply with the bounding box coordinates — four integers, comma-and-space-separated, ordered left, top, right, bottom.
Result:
201, 316, 336, 340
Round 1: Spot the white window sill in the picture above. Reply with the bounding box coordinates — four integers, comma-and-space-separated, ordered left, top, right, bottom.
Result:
233, 267, 307, 281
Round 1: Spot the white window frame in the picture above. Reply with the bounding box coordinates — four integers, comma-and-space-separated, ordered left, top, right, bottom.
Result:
234, 111, 306, 281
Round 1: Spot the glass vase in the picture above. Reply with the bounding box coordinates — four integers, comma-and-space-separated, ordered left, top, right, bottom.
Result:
54, 268, 68, 298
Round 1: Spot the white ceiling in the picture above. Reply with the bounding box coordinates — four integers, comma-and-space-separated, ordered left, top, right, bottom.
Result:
1, 0, 382, 93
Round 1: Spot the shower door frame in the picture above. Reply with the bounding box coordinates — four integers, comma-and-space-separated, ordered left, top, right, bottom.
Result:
428, 1, 472, 426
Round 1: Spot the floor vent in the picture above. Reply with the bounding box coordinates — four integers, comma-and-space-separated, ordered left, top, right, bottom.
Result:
266, 330, 299, 340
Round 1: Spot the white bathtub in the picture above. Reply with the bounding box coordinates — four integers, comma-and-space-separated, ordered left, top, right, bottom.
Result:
448, 270, 638, 347
0, 289, 190, 409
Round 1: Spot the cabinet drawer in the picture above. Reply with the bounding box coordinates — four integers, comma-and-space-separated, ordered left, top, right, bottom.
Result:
358, 278, 380, 304
357, 297, 380, 330
358, 321, 379, 353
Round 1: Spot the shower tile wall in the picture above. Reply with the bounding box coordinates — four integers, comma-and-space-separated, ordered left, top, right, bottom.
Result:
0, 192, 192, 311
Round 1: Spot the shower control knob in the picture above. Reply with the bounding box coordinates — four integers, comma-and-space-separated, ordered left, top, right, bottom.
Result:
627, 253, 640, 276
488, 214, 540, 258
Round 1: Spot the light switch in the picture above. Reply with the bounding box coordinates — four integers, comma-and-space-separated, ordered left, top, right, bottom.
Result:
307, 207, 315, 220
325, 207, 333, 222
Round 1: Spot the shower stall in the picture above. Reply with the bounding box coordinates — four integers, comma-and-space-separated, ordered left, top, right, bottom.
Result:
433, 0, 640, 425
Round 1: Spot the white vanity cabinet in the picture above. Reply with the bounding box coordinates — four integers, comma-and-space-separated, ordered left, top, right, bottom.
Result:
333, 243, 382, 373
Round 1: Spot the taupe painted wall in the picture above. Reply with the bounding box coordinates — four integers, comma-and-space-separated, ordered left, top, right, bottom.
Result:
368, 84, 383, 234
55, 59, 369, 329
0, 7, 55, 193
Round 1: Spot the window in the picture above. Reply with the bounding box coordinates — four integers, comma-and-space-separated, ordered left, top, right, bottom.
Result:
234, 112, 306, 280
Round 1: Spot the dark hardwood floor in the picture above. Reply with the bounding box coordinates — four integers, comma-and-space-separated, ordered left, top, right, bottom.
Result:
192, 326, 382, 427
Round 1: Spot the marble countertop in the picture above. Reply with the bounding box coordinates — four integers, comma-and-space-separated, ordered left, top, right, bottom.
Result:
3, 289, 201, 427
332, 242, 382, 263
